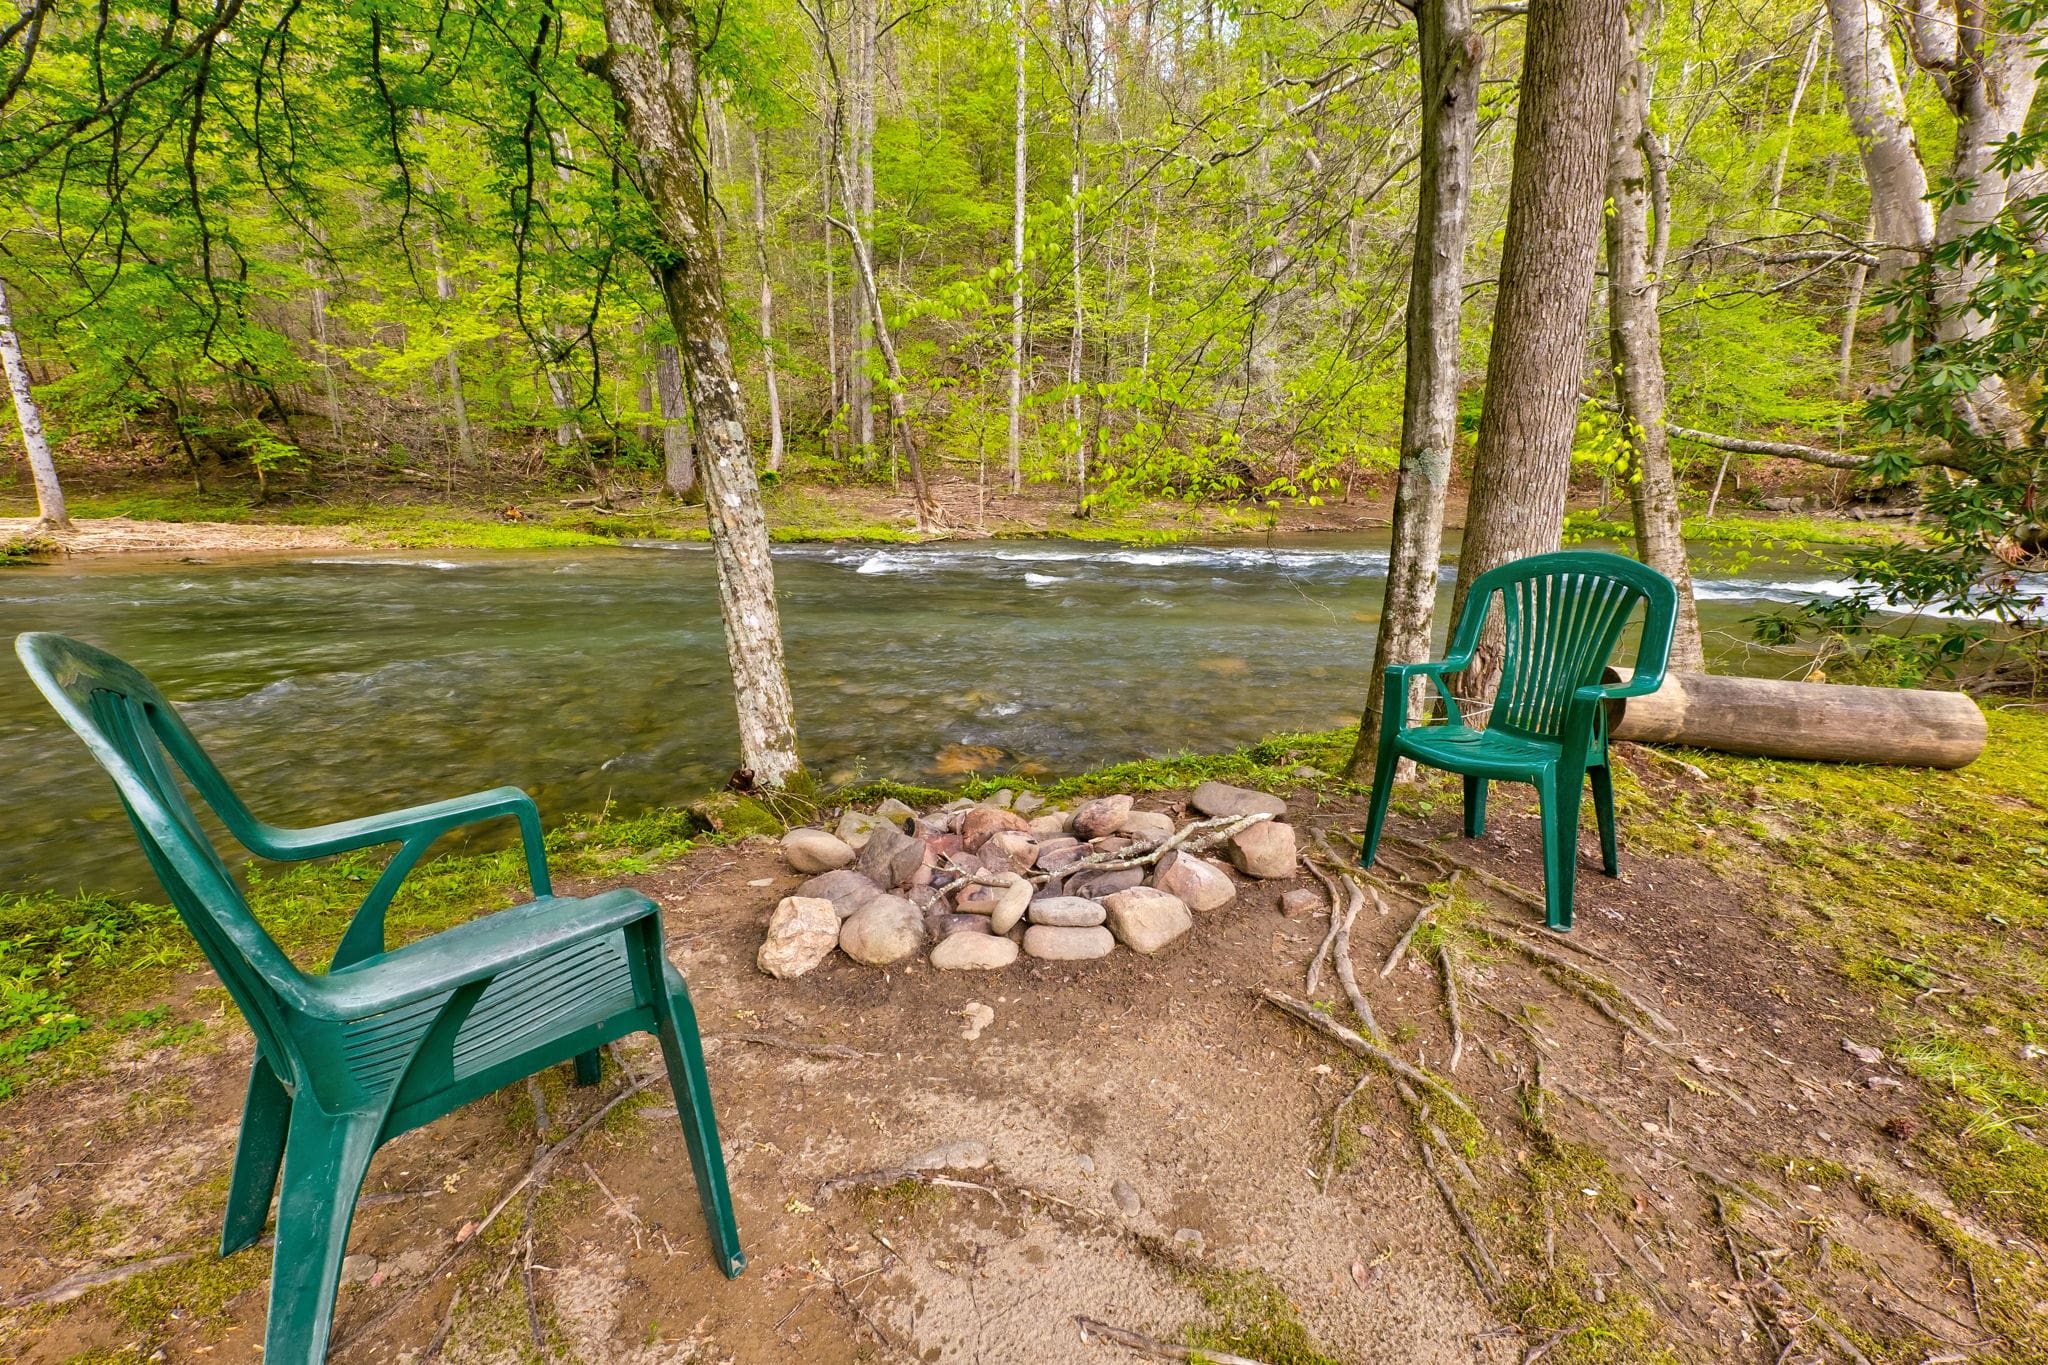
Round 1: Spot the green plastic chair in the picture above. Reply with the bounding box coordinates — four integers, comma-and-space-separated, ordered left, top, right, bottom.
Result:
1359, 551, 1678, 930
16, 632, 744, 1363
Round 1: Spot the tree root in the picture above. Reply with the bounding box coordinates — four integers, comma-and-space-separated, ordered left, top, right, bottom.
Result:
1320, 1070, 1373, 1195
1381, 873, 1460, 978
1461, 921, 1675, 1037
1259, 988, 1474, 1119
332, 1068, 663, 1354
1331, 877, 1381, 1038
1440, 941, 1468, 1072
1421, 1142, 1501, 1289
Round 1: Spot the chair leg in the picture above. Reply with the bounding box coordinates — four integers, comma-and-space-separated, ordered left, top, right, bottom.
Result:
1359, 740, 1401, 870
222, 1053, 293, 1256
1538, 771, 1582, 932
262, 1109, 381, 1365
572, 1049, 604, 1087
1462, 775, 1488, 838
1589, 765, 1619, 876
644, 948, 745, 1279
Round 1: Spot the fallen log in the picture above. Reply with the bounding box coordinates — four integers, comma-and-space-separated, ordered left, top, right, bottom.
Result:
1608, 670, 1985, 768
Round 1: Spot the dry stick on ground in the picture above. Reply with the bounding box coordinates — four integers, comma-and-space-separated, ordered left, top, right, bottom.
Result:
1258, 989, 1475, 1119
962, 811, 1274, 891
817, 1167, 1008, 1208
420, 1288, 463, 1363
703, 1031, 872, 1060
1520, 1325, 1577, 1365
1075, 1315, 1275, 1364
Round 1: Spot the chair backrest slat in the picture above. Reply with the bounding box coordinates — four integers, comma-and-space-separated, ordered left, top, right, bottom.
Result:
18, 634, 307, 1077
1469, 553, 1677, 742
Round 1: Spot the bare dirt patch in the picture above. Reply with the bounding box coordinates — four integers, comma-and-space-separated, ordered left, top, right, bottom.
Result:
1, 516, 356, 557
0, 764, 2026, 1364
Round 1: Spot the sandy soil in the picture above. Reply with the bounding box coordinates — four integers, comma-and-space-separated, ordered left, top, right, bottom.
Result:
0, 515, 357, 556
0, 763, 2001, 1364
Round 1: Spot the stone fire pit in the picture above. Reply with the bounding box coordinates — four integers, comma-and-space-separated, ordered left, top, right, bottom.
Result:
756, 782, 1300, 978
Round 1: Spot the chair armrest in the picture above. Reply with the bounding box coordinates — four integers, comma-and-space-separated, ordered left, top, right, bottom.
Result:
246, 786, 545, 862
1385, 660, 1472, 729
295, 889, 661, 1021
1573, 673, 1666, 704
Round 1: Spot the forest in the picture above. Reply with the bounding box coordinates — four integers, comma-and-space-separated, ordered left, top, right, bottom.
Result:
3, 4, 2048, 1365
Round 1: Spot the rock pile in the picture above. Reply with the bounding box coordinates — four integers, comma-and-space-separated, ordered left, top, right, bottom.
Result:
756, 783, 1299, 977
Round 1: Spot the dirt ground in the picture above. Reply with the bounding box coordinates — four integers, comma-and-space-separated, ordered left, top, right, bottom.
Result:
0, 759, 2013, 1364
0, 515, 356, 556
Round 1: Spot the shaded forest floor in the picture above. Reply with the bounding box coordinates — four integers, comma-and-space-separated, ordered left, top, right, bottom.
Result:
0, 459, 1905, 558
3, 710, 2044, 1364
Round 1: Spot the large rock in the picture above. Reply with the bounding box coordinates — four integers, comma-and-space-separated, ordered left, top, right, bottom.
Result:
960, 806, 1032, 851
1072, 794, 1135, 840
1014, 792, 1046, 815
782, 827, 856, 874
990, 876, 1034, 934
838, 894, 925, 965
1027, 896, 1107, 927
834, 810, 889, 851
796, 868, 884, 919
1022, 924, 1116, 961
1035, 838, 1087, 872
1117, 809, 1177, 841
1190, 781, 1288, 820
928, 911, 996, 940
1152, 851, 1237, 912
1068, 867, 1144, 899
1027, 813, 1069, 837
1103, 887, 1193, 954
931, 934, 1020, 971
1228, 821, 1298, 880
958, 874, 1033, 933
857, 823, 927, 888
874, 797, 919, 824
757, 897, 841, 978
977, 830, 1039, 874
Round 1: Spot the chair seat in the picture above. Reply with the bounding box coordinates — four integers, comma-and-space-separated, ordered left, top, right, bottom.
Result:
1397, 724, 1572, 778
338, 908, 640, 1099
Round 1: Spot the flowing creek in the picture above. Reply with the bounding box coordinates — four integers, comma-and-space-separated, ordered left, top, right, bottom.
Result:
1, 533, 1870, 895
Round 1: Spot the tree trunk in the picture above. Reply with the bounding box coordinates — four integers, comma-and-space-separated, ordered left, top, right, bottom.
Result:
847, 0, 878, 459
595, 0, 803, 790
750, 129, 784, 473
657, 343, 698, 497
1768, 17, 1825, 216
1344, 0, 1480, 780
428, 232, 476, 465
1008, 0, 1029, 495
1452, 0, 1629, 710
1926, 10, 2039, 448
819, 104, 843, 464
1825, 0, 1935, 375
831, 179, 936, 529
306, 259, 344, 442
0, 274, 69, 530
1605, 14, 1704, 671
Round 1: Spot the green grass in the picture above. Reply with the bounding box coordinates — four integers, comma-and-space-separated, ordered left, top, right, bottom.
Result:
1620, 704, 2048, 1241
1178, 1269, 1345, 1365
0, 803, 717, 1101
